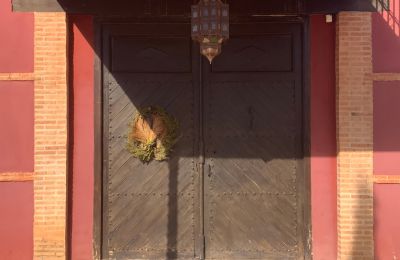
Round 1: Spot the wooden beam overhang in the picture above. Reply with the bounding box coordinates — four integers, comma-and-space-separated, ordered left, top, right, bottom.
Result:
305, 0, 389, 13
12, 0, 388, 15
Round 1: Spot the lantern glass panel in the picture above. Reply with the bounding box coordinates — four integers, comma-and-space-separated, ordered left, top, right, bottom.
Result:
192, 7, 198, 17
222, 7, 228, 17
202, 7, 209, 16
211, 7, 217, 16
211, 21, 217, 31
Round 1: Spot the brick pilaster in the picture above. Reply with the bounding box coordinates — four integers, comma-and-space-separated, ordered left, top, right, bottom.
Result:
33, 12, 68, 260
336, 12, 374, 259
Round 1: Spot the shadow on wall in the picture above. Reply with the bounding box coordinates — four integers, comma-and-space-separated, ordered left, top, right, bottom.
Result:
349, 182, 374, 259
375, 0, 400, 36
373, 0, 400, 72
373, 1, 400, 260
67, 3, 400, 259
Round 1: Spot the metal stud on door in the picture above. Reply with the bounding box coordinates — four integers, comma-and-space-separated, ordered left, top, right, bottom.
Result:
101, 21, 308, 260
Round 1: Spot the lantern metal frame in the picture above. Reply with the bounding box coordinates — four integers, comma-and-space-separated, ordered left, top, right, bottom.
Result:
191, 0, 229, 63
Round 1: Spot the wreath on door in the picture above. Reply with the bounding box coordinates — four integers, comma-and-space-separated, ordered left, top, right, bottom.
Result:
126, 106, 179, 163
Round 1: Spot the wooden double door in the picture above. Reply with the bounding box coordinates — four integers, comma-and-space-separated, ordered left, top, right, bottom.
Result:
101, 20, 309, 259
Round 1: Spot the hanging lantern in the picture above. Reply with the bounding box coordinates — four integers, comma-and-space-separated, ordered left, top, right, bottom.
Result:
191, 0, 229, 63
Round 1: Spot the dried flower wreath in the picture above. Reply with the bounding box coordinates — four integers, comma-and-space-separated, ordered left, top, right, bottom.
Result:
126, 106, 179, 162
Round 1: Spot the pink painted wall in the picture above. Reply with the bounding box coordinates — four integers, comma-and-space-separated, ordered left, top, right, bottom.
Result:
374, 184, 400, 259
0, 81, 34, 172
373, 81, 400, 174
372, 1, 400, 259
0, 1, 34, 259
0, 0, 33, 72
372, 1, 400, 73
310, 15, 337, 260
373, 81, 400, 260
0, 182, 33, 260
69, 15, 95, 260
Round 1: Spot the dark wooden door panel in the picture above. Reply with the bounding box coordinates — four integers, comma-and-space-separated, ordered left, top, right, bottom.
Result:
101, 21, 308, 260
105, 76, 198, 259
211, 35, 293, 72
102, 23, 201, 259
206, 80, 297, 136
208, 138, 297, 193
203, 23, 305, 259
111, 36, 192, 73
207, 196, 298, 259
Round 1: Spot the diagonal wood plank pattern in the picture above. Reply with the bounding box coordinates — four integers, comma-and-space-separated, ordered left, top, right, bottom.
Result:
204, 81, 301, 258
104, 72, 198, 259
203, 24, 305, 258
101, 21, 308, 260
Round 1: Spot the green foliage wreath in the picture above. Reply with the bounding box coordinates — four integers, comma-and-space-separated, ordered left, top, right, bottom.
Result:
126, 106, 179, 163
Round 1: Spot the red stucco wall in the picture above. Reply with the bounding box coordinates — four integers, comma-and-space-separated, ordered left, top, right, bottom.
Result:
0, 182, 33, 260
0, 1, 34, 258
69, 15, 95, 260
373, 80, 400, 259
0, 81, 34, 172
310, 15, 337, 260
0, 0, 33, 72
374, 81, 400, 174
374, 184, 400, 259
372, 3, 400, 73
372, 1, 400, 259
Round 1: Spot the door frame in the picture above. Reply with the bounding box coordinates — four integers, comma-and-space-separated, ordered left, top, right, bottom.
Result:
92, 16, 312, 260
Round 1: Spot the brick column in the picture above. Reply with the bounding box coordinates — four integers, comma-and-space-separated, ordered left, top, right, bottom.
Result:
336, 12, 374, 259
34, 13, 68, 259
